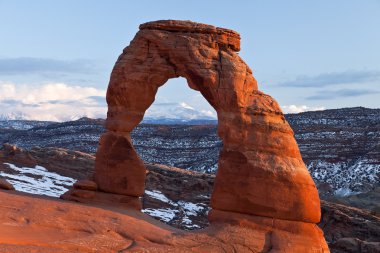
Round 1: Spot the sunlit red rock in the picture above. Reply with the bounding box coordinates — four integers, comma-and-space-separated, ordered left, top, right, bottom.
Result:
94, 20, 321, 224
0, 178, 14, 190
0, 191, 329, 252
73, 180, 98, 191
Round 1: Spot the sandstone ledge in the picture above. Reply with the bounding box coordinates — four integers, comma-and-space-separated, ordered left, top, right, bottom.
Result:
0, 190, 329, 253
139, 20, 240, 38
139, 19, 241, 51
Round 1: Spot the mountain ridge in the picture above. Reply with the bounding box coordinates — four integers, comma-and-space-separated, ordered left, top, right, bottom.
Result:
0, 107, 379, 212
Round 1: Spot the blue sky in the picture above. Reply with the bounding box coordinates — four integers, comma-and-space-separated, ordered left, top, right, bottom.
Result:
0, 0, 379, 120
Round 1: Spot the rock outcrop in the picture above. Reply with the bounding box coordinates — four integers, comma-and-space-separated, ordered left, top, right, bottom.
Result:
92, 20, 321, 225
0, 191, 328, 253
320, 200, 380, 252
0, 178, 14, 190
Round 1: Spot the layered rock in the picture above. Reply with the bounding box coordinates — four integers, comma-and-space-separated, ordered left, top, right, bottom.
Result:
1, 145, 378, 252
93, 20, 321, 224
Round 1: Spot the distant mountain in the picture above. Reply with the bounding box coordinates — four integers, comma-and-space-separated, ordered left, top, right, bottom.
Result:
0, 102, 217, 124
0, 112, 29, 121
142, 118, 217, 125
0, 119, 53, 130
286, 107, 380, 197
143, 102, 216, 123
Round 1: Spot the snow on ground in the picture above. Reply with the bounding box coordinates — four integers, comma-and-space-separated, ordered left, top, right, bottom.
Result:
308, 159, 380, 196
144, 190, 178, 206
1, 163, 76, 197
142, 208, 177, 223
0, 165, 205, 229
143, 190, 207, 229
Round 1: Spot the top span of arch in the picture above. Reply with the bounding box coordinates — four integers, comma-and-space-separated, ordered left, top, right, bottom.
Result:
139, 20, 241, 51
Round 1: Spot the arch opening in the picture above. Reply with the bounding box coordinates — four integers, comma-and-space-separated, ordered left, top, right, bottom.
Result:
132, 77, 220, 230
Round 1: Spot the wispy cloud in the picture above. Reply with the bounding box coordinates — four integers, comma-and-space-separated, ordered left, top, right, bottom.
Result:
307, 88, 379, 100
279, 70, 380, 87
0, 82, 106, 121
282, 105, 325, 114
0, 82, 217, 121
0, 82, 105, 104
0, 57, 97, 76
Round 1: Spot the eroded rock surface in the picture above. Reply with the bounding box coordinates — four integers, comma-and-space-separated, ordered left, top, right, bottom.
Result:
0, 191, 329, 253
93, 20, 321, 225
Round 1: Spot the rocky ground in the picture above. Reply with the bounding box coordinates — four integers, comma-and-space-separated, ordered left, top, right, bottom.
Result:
0, 144, 379, 252
0, 190, 330, 253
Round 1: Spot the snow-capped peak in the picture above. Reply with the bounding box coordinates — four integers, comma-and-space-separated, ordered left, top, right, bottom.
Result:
180, 102, 195, 110
144, 102, 216, 121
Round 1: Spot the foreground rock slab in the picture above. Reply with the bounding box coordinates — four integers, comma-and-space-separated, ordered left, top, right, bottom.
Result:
0, 191, 328, 252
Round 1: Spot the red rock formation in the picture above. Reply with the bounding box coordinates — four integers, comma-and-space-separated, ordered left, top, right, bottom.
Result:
93, 20, 321, 224
0, 178, 14, 190
0, 191, 329, 252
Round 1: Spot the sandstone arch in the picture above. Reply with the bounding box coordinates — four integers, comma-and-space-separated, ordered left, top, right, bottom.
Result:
93, 20, 321, 223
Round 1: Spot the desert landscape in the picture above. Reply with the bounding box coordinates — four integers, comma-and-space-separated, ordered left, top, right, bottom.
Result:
1, 2, 379, 253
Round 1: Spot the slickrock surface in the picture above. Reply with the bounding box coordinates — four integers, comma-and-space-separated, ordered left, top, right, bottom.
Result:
94, 19, 321, 225
0, 191, 328, 253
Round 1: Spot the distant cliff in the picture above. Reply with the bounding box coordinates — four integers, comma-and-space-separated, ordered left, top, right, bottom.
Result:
1, 107, 379, 202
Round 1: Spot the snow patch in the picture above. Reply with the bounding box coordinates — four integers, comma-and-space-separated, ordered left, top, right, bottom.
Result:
308, 158, 380, 196
1, 163, 76, 197
145, 190, 178, 206
142, 208, 177, 223
143, 190, 208, 229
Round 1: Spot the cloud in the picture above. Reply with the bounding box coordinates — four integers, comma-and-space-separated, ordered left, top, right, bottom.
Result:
282, 105, 325, 114
307, 88, 379, 100
0, 57, 97, 76
0, 82, 104, 104
0, 82, 217, 121
179, 102, 195, 110
0, 82, 106, 121
279, 70, 380, 87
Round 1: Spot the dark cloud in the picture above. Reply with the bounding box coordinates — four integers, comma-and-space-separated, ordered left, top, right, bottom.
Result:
0, 57, 97, 75
307, 88, 379, 100
279, 70, 380, 87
